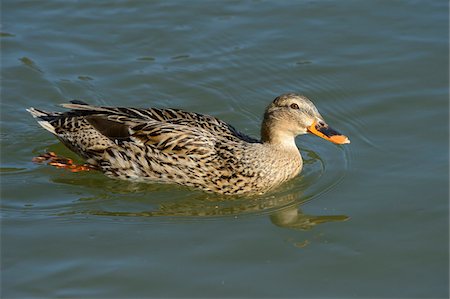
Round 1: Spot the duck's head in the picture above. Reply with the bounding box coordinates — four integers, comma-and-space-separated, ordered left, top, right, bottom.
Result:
261, 93, 350, 146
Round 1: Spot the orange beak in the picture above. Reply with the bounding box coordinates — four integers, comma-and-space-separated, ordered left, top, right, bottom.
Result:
307, 120, 350, 144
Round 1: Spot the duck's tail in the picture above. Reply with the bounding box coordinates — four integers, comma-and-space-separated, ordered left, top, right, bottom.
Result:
26, 107, 60, 135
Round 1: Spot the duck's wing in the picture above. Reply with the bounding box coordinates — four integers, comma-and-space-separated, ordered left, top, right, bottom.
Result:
61, 101, 259, 143
28, 101, 258, 164
142, 108, 259, 143
128, 121, 217, 156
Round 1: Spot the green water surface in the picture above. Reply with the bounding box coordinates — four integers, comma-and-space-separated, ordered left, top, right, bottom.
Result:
1, 0, 448, 298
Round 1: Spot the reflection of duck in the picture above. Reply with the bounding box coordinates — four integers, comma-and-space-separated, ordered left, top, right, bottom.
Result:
61, 191, 348, 231
270, 205, 349, 231
28, 93, 349, 195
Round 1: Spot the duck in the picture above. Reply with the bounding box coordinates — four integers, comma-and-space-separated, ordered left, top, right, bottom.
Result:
27, 93, 349, 195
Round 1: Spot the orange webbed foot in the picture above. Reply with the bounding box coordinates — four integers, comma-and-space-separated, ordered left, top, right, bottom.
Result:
32, 152, 96, 172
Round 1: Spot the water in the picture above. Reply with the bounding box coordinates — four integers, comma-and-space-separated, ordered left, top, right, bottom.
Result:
1, 0, 448, 298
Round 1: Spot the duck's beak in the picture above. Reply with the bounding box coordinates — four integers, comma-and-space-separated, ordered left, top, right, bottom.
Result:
307, 120, 350, 144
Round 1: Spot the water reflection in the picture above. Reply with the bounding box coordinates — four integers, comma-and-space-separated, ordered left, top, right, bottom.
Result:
58, 189, 348, 231
270, 205, 349, 231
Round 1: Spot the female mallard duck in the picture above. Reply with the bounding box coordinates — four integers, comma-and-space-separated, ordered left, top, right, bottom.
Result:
28, 93, 349, 195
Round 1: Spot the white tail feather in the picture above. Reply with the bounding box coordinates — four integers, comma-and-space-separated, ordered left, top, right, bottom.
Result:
36, 120, 56, 134
27, 107, 47, 118
27, 108, 56, 134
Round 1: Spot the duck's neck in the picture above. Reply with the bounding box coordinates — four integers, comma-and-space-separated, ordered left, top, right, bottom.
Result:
261, 122, 298, 150
260, 124, 303, 183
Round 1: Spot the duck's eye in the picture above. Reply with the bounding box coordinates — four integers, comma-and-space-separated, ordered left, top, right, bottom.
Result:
290, 103, 299, 110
